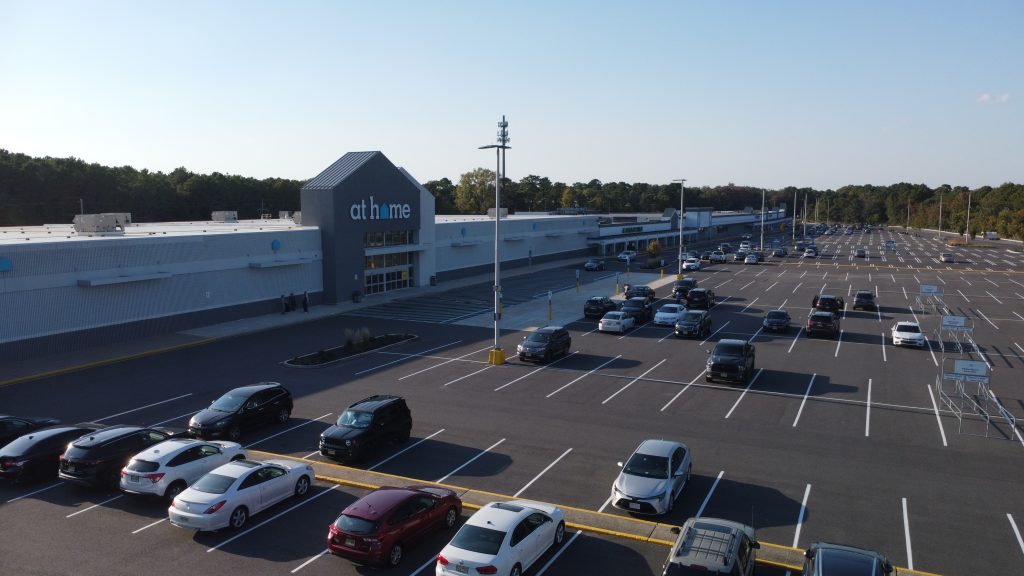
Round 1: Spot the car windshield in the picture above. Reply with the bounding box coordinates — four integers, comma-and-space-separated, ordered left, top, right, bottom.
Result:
766, 311, 788, 319
604, 312, 622, 319
450, 524, 506, 556
660, 305, 681, 314
898, 324, 921, 333
210, 394, 245, 413
623, 452, 669, 479
714, 343, 744, 357
526, 332, 551, 343
623, 301, 642, 309
587, 298, 604, 304
334, 514, 380, 535
857, 293, 874, 300
681, 312, 702, 322
338, 410, 374, 428
191, 473, 235, 494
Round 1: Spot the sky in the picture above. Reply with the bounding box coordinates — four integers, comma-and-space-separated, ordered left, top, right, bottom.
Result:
1, 0, 1021, 190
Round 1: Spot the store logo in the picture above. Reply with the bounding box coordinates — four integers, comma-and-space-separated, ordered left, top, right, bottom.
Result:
350, 196, 412, 221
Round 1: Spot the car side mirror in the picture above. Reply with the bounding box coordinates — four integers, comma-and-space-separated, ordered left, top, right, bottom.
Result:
751, 540, 760, 549
805, 549, 814, 558
883, 561, 893, 574
616, 461, 623, 467
705, 349, 711, 354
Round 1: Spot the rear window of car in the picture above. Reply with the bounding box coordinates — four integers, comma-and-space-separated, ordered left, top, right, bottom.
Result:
191, 473, 235, 494
450, 525, 506, 556
334, 514, 380, 535
604, 312, 622, 319
126, 459, 160, 473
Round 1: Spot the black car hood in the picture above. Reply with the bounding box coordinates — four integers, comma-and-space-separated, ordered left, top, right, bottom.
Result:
321, 425, 364, 442
190, 409, 233, 427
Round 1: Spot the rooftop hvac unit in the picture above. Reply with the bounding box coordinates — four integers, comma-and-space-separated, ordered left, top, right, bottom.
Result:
72, 213, 132, 234
487, 208, 509, 218
292, 211, 302, 225
212, 211, 238, 222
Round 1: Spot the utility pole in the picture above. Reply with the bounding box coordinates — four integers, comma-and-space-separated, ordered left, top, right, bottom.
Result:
906, 200, 910, 231
673, 179, 686, 276
480, 116, 510, 365
803, 193, 808, 238
814, 197, 819, 224
759, 189, 766, 253
938, 191, 943, 239
965, 190, 973, 245
792, 189, 797, 244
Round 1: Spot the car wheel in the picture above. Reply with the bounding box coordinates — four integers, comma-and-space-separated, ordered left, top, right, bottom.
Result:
387, 542, 403, 567
229, 506, 248, 529
554, 521, 565, 546
165, 481, 187, 501
276, 408, 291, 424
705, 376, 713, 383
231, 454, 245, 461
444, 506, 458, 529
294, 475, 310, 497
227, 425, 241, 442
510, 564, 522, 576
544, 351, 552, 363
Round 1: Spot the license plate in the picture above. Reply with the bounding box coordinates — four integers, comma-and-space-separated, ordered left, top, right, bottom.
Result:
629, 502, 641, 510
344, 537, 355, 547
66, 464, 75, 472
325, 449, 335, 455
173, 515, 188, 524
456, 565, 469, 574
128, 474, 139, 483
718, 372, 729, 378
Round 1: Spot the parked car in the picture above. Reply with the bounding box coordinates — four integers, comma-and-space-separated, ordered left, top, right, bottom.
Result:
624, 284, 656, 302
617, 250, 638, 262
436, 500, 565, 576
584, 296, 618, 319
168, 458, 313, 531
327, 485, 462, 566
705, 339, 755, 385
699, 251, 713, 261
732, 251, 748, 262
672, 278, 699, 300
611, 439, 691, 515
803, 542, 893, 576
663, 517, 759, 576
813, 294, 845, 314
686, 288, 716, 310
939, 252, 954, 263
682, 258, 701, 271
0, 415, 61, 449
598, 311, 635, 333
120, 438, 247, 500
891, 321, 925, 347
517, 326, 571, 363
621, 297, 654, 322
853, 290, 876, 311
320, 395, 413, 462
710, 251, 727, 263
762, 309, 792, 332
718, 243, 733, 253
189, 382, 293, 442
675, 310, 711, 338
803, 247, 818, 258
0, 424, 101, 483
583, 259, 605, 271
806, 311, 841, 338
772, 247, 788, 257
654, 303, 686, 326
855, 248, 867, 258
743, 254, 758, 265
59, 425, 189, 488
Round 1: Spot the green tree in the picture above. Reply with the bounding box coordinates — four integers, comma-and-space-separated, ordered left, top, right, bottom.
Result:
454, 168, 495, 214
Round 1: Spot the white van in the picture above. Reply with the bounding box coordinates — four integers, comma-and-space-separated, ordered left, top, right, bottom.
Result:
984, 231, 999, 240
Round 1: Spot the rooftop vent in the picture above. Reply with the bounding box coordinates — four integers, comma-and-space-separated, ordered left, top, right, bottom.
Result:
212, 211, 238, 222
72, 213, 132, 234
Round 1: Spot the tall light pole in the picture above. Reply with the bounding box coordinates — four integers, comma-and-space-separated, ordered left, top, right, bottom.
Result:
906, 200, 910, 231
673, 178, 686, 275
938, 190, 943, 239
826, 194, 831, 226
480, 116, 510, 365
792, 189, 797, 244
803, 193, 808, 238
759, 188, 766, 252
965, 189, 973, 245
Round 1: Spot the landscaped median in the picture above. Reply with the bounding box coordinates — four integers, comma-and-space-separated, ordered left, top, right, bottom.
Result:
249, 449, 808, 572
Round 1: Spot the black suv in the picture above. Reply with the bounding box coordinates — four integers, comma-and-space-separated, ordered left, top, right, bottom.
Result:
517, 326, 571, 363
806, 311, 841, 338
1, 424, 101, 482
625, 285, 656, 302
803, 542, 893, 576
320, 395, 413, 462
189, 382, 293, 442
671, 278, 698, 300
59, 425, 188, 488
621, 297, 653, 322
584, 296, 618, 319
812, 294, 845, 314
853, 290, 876, 311
675, 310, 711, 338
706, 339, 756, 385
686, 288, 716, 310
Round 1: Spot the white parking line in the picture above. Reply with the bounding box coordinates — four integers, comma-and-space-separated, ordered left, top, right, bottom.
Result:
661, 369, 706, 412
957, 289, 971, 302
436, 438, 506, 483
741, 297, 759, 312
245, 413, 332, 448
791, 484, 812, 548
5, 481, 64, 503
399, 345, 492, 380
977, 309, 999, 329
513, 447, 573, 498
598, 494, 613, 513
908, 305, 919, 323
724, 369, 764, 419
748, 327, 763, 343
534, 530, 583, 576
961, 276, 973, 286
1015, 312, 1024, 322
369, 428, 446, 471
791, 282, 803, 294
291, 549, 329, 574
986, 278, 1000, 287
787, 327, 804, 353
208, 485, 339, 553
67, 494, 123, 518
603, 360, 666, 404
148, 409, 200, 427
792, 374, 817, 427
546, 355, 621, 398
778, 298, 788, 309
834, 331, 843, 357
924, 335, 939, 366
741, 280, 755, 290
1008, 514, 1024, 561
926, 386, 948, 447
937, 276, 946, 284
131, 517, 168, 534
902, 286, 908, 300
695, 471, 724, 518
710, 296, 731, 310
913, 274, 920, 284
443, 365, 494, 387
902, 498, 914, 569
354, 340, 462, 375
301, 450, 320, 459
714, 279, 732, 289
765, 281, 778, 291
700, 321, 731, 345
881, 333, 887, 362
865, 379, 872, 437
94, 393, 193, 422
494, 352, 578, 391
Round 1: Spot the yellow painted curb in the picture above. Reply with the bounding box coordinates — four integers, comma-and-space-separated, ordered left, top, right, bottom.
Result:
756, 558, 803, 571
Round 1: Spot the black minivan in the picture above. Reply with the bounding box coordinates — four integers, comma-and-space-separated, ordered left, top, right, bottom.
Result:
59, 425, 187, 488
320, 395, 413, 462
517, 325, 572, 363
189, 382, 293, 442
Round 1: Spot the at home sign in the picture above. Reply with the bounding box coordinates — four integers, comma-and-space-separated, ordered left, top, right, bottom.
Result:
350, 196, 412, 221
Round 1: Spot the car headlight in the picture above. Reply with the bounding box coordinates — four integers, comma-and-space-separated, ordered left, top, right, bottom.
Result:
216, 420, 227, 427
345, 440, 352, 446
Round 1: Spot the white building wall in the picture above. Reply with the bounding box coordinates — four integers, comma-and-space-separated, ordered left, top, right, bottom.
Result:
434, 216, 599, 273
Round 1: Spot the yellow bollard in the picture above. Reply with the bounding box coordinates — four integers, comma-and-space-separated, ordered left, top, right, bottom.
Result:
548, 301, 553, 321
615, 282, 620, 296
660, 268, 664, 279
488, 348, 506, 365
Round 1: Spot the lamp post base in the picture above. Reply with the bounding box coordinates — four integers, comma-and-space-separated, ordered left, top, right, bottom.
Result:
488, 348, 506, 365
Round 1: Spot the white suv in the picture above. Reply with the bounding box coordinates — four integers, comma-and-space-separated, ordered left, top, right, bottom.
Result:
121, 438, 246, 500
617, 250, 638, 262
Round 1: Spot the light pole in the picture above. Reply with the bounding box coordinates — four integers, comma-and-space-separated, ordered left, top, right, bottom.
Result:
826, 194, 831, 226
965, 189, 973, 245
792, 189, 797, 244
803, 193, 808, 239
673, 179, 686, 275
480, 116, 510, 365
938, 190, 943, 239
759, 188, 766, 252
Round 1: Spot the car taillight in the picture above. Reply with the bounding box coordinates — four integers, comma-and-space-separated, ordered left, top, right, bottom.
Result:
476, 567, 498, 575
437, 554, 449, 566
143, 473, 165, 483
204, 500, 227, 514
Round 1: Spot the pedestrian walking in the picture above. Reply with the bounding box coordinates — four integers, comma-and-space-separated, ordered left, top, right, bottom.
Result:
288, 292, 297, 312
302, 290, 309, 313
280, 294, 287, 314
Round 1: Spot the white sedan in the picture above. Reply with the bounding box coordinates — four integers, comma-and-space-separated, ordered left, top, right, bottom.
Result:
168, 458, 313, 531
681, 258, 701, 271
891, 321, 925, 347
654, 304, 686, 326
436, 500, 565, 576
599, 311, 635, 333
121, 439, 246, 500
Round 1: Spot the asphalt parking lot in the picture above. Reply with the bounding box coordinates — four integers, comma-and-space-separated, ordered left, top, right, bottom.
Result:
2, 228, 1023, 575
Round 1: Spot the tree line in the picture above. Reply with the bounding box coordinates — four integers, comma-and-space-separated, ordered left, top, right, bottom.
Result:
2, 149, 1020, 239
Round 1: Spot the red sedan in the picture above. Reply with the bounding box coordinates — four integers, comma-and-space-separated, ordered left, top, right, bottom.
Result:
327, 485, 462, 567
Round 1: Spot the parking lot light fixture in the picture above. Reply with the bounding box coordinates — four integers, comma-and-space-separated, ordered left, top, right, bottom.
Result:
673, 179, 686, 276
480, 116, 510, 365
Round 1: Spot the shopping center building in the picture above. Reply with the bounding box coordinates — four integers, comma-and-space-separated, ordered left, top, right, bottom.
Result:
0, 151, 789, 358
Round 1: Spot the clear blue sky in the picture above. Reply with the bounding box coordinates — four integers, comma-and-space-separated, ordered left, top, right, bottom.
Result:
2, 0, 1020, 190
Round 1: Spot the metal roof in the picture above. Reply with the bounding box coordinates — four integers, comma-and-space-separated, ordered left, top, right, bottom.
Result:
302, 151, 380, 190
